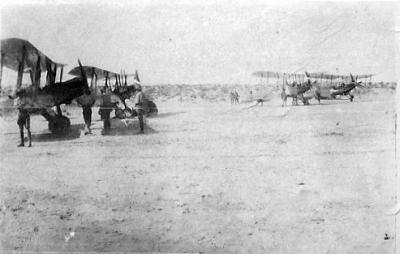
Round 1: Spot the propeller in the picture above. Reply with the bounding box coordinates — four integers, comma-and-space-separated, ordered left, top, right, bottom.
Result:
304, 71, 319, 88
355, 81, 365, 88
78, 59, 90, 92
350, 73, 355, 83
78, 59, 87, 82
348, 73, 365, 88
304, 71, 314, 85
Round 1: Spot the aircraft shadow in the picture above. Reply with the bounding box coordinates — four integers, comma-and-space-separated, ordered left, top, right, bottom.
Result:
103, 120, 158, 136
279, 99, 358, 107
308, 100, 358, 106
31, 124, 85, 142
153, 111, 185, 118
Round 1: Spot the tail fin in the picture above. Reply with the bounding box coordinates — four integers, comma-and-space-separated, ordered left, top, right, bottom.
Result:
134, 70, 140, 82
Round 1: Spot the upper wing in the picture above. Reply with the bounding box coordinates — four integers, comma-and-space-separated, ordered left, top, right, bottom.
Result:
305, 72, 346, 80
252, 71, 282, 79
1, 38, 65, 72
355, 74, 374, 79
69, 66, 139, 84
252, 71, 308, 79
68, 65, 120, 79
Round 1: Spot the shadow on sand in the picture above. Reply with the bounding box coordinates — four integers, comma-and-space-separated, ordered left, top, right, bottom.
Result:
152, 111, 186, 118
278, 99, 361, 108
102, 120, 158, 136
31, 124, 85, 142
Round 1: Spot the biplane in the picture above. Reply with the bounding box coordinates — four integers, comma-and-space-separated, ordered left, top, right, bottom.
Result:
68, 66, 158, 119
252, 71, 317, 106
0, 38, 89, 137
306, 72, 372, 103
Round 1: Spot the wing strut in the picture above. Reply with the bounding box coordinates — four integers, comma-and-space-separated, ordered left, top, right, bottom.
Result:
16, 45, 26, 90
0, 52, 4, 91
59, 66, 63, 82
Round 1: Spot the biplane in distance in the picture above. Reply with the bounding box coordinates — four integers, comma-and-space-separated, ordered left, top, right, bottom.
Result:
306, 72, 372, 103
252, 71, 317, 106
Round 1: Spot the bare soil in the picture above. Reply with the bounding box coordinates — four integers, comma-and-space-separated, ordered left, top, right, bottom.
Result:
0, 88, 396, 253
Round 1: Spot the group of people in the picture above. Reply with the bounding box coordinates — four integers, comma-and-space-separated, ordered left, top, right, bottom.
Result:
13, 82, 147, 147
287, 81, 305, 88
230, 90, 240, 104
76, 82, 147, 135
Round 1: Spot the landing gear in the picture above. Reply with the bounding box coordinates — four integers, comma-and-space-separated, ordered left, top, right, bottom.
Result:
48, 115, 71, 134
148, 100, 158, 115
292, 97, 298, 106
115, 107, 133, 119
115, 107, 126, 119
298, 94, 310, 105
314, 92, 321, 104
41, 107, 71, 134
349, 94, 354, 102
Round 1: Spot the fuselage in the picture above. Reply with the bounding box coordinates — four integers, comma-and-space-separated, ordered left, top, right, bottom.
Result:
330, 84, 356, 96
283, 82, 312, 97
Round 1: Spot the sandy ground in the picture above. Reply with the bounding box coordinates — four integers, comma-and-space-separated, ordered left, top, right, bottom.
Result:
0, 88, 396, 253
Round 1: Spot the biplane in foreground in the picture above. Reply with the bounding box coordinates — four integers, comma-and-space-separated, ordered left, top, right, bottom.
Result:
1, 38, 89, 141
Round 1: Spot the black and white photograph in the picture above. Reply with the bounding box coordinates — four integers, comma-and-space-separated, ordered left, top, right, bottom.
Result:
0, 0, 398, 253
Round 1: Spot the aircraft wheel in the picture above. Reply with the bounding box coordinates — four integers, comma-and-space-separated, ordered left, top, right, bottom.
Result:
48, 116, 71, 134
149, 107, 158, 115
148, 101, 158, 115
350, 95, 354, 102
115, 108, 126, 119
124, 107, 133, 116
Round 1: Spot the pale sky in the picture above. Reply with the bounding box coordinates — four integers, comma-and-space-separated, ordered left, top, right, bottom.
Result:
0, 0, 398, 85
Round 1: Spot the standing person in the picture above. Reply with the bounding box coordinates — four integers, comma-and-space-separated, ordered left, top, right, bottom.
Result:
248, 90, 253, 102
9, 89, 32, 147
230, 91, 234, 104
234, 90, 240, 103
17, 107, 31, 147
132, 83, 147, 133
98, 89, 114, 134
76, 90, 96, 134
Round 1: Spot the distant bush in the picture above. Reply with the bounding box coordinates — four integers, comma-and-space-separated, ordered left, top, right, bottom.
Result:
139, 82, 396, 103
